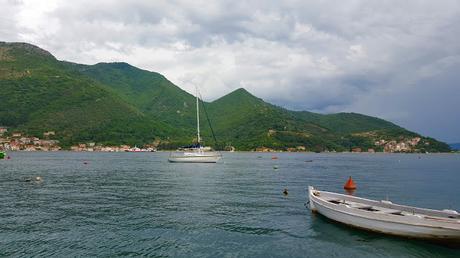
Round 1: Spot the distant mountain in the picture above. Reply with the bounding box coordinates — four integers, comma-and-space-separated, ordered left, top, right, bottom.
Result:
203, 88, 447, 152
0, 42, 452, 152
449, 143, 460, 151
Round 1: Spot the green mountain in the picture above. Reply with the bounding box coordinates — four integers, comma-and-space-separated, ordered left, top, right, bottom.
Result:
0, 42, 451, 152
0, 42, 177, 147
203, 89, 444, 152
205, 88, 333, 150
66, 62, 198, 128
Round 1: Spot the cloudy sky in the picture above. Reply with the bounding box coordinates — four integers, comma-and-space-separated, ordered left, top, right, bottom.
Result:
1, 0, 459, 143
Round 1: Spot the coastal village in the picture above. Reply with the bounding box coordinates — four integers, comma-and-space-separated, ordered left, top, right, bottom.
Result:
0, 127, 61, 151
255, 136, 426, 153
69, 143, 156, 152
0, 126, 156, 152
1, 126, 435, 153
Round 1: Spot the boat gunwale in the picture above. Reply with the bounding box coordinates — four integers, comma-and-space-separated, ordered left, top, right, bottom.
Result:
311, 196, 460, 230
309, 188, 460, 230
312, 188, 459, 219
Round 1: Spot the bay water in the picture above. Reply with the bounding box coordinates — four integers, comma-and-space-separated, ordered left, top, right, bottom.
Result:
1, 152, 459, 257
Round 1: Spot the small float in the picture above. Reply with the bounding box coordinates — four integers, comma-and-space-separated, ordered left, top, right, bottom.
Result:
308, 186, 460, 242
22, 176, 43, 183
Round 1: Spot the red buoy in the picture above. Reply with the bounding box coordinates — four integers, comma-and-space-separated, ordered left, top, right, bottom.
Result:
271, 156, 278, 160
344, 176, 356, 190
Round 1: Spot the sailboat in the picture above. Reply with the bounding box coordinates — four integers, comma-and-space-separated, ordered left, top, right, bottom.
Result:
168, 87, 222, 163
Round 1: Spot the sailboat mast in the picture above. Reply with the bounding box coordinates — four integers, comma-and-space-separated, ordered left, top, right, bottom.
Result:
196, 86, 201, 144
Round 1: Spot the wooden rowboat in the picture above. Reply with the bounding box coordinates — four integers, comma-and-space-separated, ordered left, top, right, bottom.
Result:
308, 186, 460, 242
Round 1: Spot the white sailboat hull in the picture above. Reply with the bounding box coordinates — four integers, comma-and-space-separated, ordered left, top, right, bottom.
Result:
168, 153, 221, 163
308, 186, 460, 242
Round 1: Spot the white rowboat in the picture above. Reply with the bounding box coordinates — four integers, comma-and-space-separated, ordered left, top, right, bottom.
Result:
308, 186, 460, 242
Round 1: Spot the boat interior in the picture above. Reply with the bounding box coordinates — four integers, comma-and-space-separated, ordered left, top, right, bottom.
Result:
327, 199, 405, 216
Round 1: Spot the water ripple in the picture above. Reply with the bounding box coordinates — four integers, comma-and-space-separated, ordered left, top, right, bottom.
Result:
1, 152, 459, 257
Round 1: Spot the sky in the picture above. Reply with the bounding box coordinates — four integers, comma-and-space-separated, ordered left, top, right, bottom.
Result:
1, 0, 459, 143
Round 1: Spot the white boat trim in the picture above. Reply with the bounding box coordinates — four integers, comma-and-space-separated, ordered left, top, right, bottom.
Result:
168, 152, 222, 163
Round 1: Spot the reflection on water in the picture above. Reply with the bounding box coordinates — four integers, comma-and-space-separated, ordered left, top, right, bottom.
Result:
0, 152, 459, 257
345, 189, 356, 195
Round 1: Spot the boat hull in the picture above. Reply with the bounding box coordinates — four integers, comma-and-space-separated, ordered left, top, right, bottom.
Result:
308, 187, 460, 242
168, 155, 221, 163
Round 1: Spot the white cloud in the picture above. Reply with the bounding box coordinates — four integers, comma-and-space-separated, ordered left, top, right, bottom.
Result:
347, 45, 366, 61
1, 0, 460, 142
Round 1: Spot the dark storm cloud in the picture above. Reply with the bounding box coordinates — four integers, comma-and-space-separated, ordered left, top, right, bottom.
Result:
2, 0, 460, 142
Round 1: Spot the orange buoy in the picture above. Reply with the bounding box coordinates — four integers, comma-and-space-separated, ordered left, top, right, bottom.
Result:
344, 176, 356, 190
272, 156, 278, 160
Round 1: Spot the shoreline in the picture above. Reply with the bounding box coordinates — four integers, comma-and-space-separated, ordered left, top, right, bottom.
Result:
1, 150, 458, 155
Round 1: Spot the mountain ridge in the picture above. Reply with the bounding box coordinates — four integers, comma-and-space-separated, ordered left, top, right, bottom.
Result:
0, 42, 451, 152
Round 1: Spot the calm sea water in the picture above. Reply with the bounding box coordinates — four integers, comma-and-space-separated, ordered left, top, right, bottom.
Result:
0, 152, 459, 257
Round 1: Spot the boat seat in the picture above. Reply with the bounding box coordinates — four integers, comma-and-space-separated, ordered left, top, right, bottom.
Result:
327, 199, 346, 205
374, 208, 402, 215
347, 202, 373, 209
